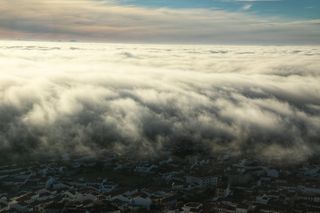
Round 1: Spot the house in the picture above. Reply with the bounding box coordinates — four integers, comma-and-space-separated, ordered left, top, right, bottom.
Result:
256, 195, 271, 205
131, 192, 152, 210
172, 181, 185, 191
111, 190, 152, 210
67, 191, 97, 203
296, 193, 320, 203
215, 183, 231, 198
111, 199, 129, 211
7, 201, 28, 212
159, 157, 173, 165
186, 176, 218, 188
0, 197, 8, 210
30, 189, 55, 203
134, 164, 158, 174
236, 204, 249, 213
266, 169, 279, 178
244, 167, 266, 177
150, 191, 177, 208
255, 203, 286, 213
181, 202, 203, 213
211, 202, 236, 213
38, 201, 66, 213
99, 179, 117, 193
208, 201, 249, 213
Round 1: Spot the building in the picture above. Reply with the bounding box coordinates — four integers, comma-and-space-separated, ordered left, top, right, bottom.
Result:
186, 176, 218, 188
181, 202, 203, 213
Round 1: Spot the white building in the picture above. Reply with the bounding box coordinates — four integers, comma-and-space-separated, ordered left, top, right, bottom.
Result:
181, 202, 203, 213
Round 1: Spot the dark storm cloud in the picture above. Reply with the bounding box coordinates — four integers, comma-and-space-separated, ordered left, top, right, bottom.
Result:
0, 41, 320, 163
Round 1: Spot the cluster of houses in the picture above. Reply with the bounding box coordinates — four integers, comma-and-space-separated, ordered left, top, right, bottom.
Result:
0, 154, 320, 212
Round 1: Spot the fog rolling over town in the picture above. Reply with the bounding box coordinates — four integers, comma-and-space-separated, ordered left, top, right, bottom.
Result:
2, 0, 320, 211
0, 41, 319, 164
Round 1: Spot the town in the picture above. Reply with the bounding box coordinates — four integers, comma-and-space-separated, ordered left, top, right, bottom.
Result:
1, 152, 320, 213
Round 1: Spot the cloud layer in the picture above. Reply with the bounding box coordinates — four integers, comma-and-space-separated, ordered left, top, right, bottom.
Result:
0, 0, 320, 44
0, 41, 320, 163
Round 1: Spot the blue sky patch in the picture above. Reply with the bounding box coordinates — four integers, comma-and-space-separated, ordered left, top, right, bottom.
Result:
115, 0, 320, 19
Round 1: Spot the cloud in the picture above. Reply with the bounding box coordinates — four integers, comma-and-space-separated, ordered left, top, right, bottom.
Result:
242, 4, 253, 11
0, 0, 319, 44
0, 41, 319, 164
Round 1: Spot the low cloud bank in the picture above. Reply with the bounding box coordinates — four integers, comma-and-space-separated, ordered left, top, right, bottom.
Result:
0, 41, 320, 163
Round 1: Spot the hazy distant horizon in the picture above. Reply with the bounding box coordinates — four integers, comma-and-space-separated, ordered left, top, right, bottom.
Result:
3, 39, 320, 48
0, 0, 320, 45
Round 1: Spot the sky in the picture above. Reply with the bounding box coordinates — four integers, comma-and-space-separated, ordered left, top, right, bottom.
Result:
116, 0, 320, 19
0, 0, 320, 44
